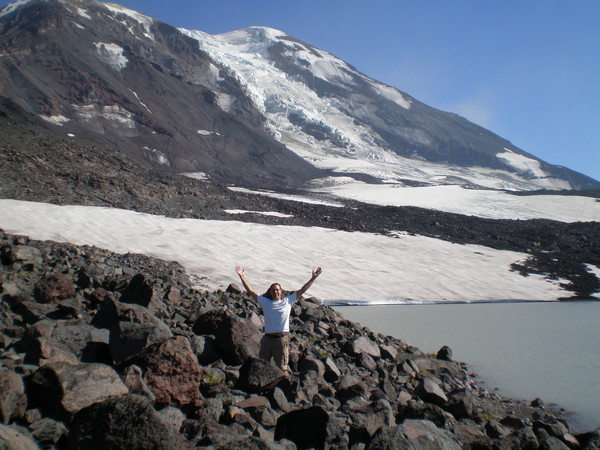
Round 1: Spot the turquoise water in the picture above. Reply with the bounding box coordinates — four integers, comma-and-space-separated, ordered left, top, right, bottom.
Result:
334, 301, 600, 433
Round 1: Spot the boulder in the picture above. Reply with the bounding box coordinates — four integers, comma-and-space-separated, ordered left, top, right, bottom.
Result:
27, 362, 129, 421
77, 264, 106, 289
29, 417, 68, 447
120, 273, 166, 317
323, 357, 341, 383
347, 336, 381, 358
123, 336, 203, 409
399, 401, 448, 428
122, 365, 156, 402
0, 368, 26, 423
2, 245, 42, 268
336, 375, 368, 403
193, 309, 261, 365
188, 335, 221, 365
34, 272, 75, 303
0, 423, 39, 450
237, 357, 285, 393
368, 419, 462, 449
91, 296, 161, 330
269, 387, 292, 413
445, 388, 477, 419
275, 406, 347, 449
24, 336, 80, 366
417, 377, 448, 406
380, 344, 399, 360
109, 320, 173, 363
298, 355, 325, 377
68, 394, 192, 449
348, 399, 396, 444
437, 345, 453, 361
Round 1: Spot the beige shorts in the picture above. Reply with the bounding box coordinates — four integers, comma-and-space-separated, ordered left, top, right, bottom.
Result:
259, 333, 290, 372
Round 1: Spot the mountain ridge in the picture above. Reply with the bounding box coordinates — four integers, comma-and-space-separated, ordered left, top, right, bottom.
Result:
1, 0, 598, 190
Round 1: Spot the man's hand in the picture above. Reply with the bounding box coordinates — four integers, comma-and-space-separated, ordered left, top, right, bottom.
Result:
235, 266, 245, 278
235, 266, 258, 300
312, 267, 322, 279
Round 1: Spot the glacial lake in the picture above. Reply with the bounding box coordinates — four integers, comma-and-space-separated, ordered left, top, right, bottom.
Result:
333, 301, 600, 433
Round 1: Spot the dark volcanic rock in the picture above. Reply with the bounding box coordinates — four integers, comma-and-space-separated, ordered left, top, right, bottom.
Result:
275, 406, 347, 448
237, 357, 285, 393
68, 394, 192, 449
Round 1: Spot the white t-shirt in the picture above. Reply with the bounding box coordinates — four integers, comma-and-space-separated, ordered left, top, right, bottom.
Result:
258, 292, 297, 333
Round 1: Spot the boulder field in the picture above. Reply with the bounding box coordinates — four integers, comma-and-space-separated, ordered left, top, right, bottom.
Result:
0, 230, 597, 449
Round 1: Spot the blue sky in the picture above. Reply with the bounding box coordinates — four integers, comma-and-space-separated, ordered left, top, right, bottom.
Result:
2, 0, 599, 183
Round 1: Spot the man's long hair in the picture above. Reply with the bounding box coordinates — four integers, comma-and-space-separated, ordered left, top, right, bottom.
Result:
262, 283, 281, 300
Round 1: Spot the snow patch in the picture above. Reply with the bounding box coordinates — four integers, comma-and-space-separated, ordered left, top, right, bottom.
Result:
182, 172, 210, 181
0, 0, 31, 18
311, 181, 600, 222
373, 83, 412, 109
129, 90, 152, 114
75, 7, 91, 20
143, 147, 170, 166
94, 42, 128, 71
497, 148, 547, 178
73, 104, 136, 131
229, 187, 345, 207
39, 114, 70, 126
102, 2, 154, 40
224, 210, 294, 218
197, 129, 222, 136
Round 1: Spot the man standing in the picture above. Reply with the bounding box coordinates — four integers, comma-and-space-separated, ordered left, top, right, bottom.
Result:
235, 266, 322, 375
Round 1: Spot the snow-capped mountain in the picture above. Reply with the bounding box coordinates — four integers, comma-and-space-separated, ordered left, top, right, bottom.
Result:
1, 0, 598, 191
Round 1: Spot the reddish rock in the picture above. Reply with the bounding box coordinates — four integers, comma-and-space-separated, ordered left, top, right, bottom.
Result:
0, 369, 25, 423
124, 336, 203, 409
34, 272, 75, 303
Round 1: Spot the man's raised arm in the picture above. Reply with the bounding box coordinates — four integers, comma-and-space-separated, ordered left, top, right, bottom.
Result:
235, 266, 258, 301
295, 267, 322, 298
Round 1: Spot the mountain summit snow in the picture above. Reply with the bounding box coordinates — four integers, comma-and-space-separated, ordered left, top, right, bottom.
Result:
1, 0, 598, 190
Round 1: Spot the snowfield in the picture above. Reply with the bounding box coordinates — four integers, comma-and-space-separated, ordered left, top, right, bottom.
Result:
0, 199, 571, 302
309, 182, 600, 222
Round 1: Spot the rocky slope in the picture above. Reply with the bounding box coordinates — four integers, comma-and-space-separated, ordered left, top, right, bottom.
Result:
3, 230, 599, 449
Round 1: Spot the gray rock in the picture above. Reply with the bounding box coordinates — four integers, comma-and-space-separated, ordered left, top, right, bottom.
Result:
27, 362, 129, 421
193, 309, 261, 365
0, 423, 39, 450
237, 358, 285, 393
122, 365, 156, 402
436, 346, 453, 361
156, 406, 186, 432
270, 387, 291, 413
298, 356, 325, 377
349, 336, 381, 358
109, 320, 172, 363
188, 334, 221, 365
29, 417, 68, 447
417, 377, 448, 406
2, 245, 42, 268
323, 357, 341, 383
